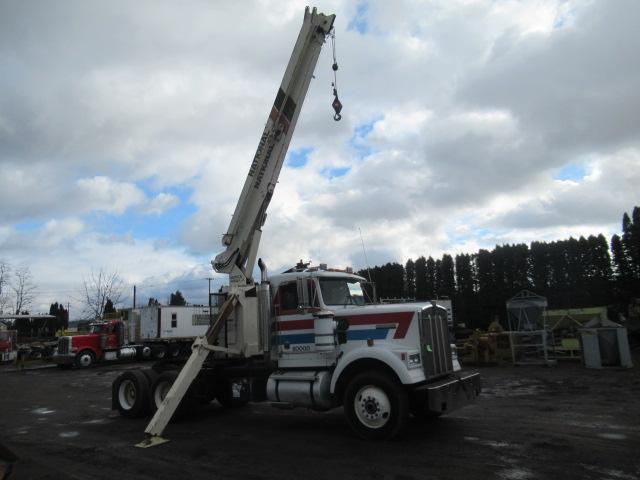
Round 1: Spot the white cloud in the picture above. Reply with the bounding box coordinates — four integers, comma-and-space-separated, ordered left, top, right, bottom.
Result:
76, 176, 145, 215
1, 0, 638, 317
140, 193, 180, 216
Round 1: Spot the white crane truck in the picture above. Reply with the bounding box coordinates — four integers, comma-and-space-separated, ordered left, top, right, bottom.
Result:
111, 7, 480, 444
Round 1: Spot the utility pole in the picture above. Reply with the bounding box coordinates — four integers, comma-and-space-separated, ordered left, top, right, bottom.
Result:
133, 285, 137, 309
206, 278, 213, 326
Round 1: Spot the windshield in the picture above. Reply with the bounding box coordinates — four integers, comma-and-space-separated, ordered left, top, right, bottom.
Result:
319, 278, 366, 306
89, 324, 107, 334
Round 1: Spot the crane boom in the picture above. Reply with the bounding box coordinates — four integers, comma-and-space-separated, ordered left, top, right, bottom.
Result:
138, 8, 337, 447
213, 7, 335, 285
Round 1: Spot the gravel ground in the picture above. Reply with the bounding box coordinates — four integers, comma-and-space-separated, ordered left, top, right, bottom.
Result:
1, 359, 639, 480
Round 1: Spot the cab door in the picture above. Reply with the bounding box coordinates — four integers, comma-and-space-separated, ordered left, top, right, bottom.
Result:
274, 279, 335, 368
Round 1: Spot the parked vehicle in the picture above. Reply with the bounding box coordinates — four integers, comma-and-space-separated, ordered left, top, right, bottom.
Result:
112, 7, 480, 443
0, 330, 17, 363
53, 306, 216, 368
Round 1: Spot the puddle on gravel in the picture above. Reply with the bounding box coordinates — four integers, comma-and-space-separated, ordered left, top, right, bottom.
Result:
499, 468, 534, 480
598, 433, 627, 440
583, 464, 638, 480
464, 436, 512, 448
483, 379, 543, 398
81, 419, 107, 425
59, 431, 80, 438
32, 407, 55, 415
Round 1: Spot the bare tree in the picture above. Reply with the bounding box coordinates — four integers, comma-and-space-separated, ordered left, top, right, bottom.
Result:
11, 265, 37, 314
0, 260, 10, 314
80, 269, 125, 319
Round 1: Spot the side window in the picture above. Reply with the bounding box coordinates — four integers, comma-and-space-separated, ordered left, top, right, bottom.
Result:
279, 282, 299, 313
171, 313, 177, 328
308, 280, 319, 308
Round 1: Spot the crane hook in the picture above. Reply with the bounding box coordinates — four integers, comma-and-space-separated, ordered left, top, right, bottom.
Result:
332, 86, 342, 121
330, 30, 342, 121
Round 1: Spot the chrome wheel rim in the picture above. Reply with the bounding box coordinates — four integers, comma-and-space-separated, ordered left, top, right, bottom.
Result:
118, 379, 136, 410
78, 353, 93, 367
354, 385, 391, 429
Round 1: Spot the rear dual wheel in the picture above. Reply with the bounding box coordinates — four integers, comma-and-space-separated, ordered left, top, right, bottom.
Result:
113, 370, 151, 418
149, 370, 198, 419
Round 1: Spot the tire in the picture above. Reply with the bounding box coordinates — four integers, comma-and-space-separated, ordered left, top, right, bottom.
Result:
113, 370, 151, 418
75, 350, 95, 368
149, 370, 198, 418
152, 345, 167, 360
343, 371, 409, 440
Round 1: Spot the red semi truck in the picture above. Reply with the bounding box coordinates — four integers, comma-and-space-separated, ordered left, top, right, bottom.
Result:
53, 306, 216, 368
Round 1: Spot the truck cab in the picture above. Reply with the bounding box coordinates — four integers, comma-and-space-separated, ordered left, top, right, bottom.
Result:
263, 264, 480, 438
54, 320, 134, 368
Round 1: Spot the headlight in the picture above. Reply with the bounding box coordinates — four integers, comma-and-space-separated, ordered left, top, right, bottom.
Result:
407, 352, 421, 368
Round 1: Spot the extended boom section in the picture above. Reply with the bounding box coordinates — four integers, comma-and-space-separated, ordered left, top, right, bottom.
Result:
213, 7, 335, 285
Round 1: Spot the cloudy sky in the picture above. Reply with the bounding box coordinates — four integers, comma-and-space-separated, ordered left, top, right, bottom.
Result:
1, 0, 638, 317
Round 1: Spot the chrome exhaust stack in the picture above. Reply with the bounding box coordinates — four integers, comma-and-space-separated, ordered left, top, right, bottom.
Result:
257, 258, 271, 353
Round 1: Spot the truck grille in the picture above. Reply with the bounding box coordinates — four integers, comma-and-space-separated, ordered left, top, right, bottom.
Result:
420, 306, 453, 379
57, 336, 71, 355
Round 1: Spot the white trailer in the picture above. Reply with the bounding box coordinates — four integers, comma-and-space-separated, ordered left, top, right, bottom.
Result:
124, 306, 221, 358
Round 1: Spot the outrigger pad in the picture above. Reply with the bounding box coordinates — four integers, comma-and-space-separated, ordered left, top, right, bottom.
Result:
135, 435, 170, 448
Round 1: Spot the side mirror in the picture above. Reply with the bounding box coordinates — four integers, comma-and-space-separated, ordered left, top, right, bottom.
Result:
335, 318, 349, 344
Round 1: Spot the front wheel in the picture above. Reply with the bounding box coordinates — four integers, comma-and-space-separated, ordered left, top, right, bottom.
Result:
75, 350, 95, 368
343, 371, 409, 440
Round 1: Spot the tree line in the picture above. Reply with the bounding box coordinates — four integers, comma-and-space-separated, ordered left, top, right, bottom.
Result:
359, 206, 640, 329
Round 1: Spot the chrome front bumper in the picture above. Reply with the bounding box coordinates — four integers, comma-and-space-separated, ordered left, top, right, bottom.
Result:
412, 372, 481, 414
53, 353, 76, 365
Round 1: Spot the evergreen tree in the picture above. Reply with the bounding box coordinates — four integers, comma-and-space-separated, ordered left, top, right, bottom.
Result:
623, 207, 640, 278
169, 290, 187, 306
425, 256, 436, 299
454, 253, 476, 328
586, 234, 612, 305
414, 256, 427, 300
104, 298, 116, 315
49, 302, 69, 331
530, 241, 550, 294
404, 259, 416, 299
612, 234, 630, 279
438, 254, 455, 298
